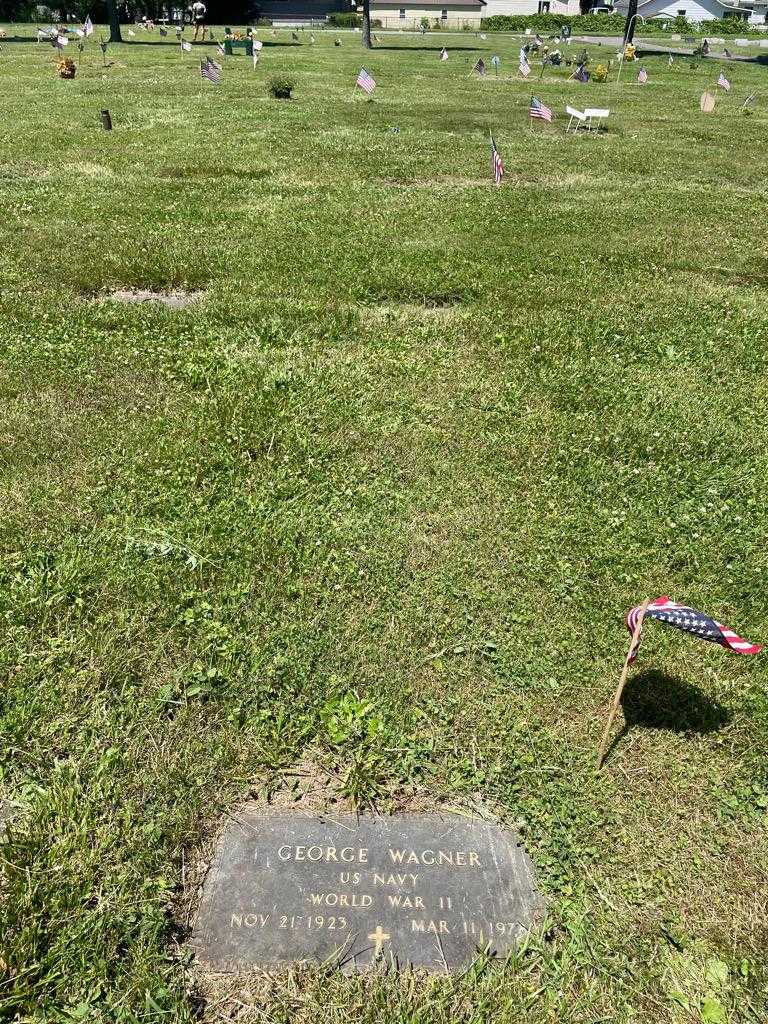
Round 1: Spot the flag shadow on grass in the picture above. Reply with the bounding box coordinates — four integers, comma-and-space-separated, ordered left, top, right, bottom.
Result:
603, 670, 731, 763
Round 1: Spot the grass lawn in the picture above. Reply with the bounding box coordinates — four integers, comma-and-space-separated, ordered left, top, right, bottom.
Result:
1, 23, 767, 1024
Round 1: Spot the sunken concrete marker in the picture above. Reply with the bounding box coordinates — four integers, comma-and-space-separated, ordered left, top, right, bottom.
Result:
193, 810, 543, 973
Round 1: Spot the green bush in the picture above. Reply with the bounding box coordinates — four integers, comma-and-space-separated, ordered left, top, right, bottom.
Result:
327, 12, 361, 27
267, 74, 295, 99
480, 12, 764, 36
481, 13, 626, 34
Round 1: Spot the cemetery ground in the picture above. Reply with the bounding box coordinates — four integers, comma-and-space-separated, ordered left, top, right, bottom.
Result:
1, 24, 768, 1024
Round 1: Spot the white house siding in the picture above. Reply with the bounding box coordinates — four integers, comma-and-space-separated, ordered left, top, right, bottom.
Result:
370, 2, 484, 26
483, 0, 580, 15
615, 0, 744, 20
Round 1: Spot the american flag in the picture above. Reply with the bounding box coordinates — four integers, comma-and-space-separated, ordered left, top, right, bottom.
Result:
473, 58, 486, 76
490, 133, 503, 186
84, 15, 94, 36
637, 67, 648, 84
440, 47, 448, 61
529, 96, 552, 122
519, 51, 530, 78
53, 34, 68, 49
356, 67, 376, 94
200, 56, 221, 83
626, 596, 761, 663
718, 71, 730, 91
181, 39, 192, 52
575, 63, 588, 83
217, 42, 225, 55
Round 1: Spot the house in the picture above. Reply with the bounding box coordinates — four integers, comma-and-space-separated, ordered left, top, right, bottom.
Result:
368, 0, 486, 28
482, 0, 580, 15
738, 0, 768, 23
613, 0, 747, 21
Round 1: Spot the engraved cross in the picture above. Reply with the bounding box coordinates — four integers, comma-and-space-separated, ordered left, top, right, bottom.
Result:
368, 925, 391, 955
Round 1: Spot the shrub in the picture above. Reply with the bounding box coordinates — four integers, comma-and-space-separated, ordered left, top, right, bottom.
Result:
267, 74, 295, 99
327, 12, 361, 27
478, 12, 757, 35
481, 13, 626, 34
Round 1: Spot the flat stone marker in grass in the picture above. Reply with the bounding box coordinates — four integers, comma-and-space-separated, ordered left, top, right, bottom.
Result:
193, 810, 543, 973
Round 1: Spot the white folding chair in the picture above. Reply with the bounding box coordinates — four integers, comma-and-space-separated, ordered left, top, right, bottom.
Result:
584, 108, 610, 133
566, 105, 587, 133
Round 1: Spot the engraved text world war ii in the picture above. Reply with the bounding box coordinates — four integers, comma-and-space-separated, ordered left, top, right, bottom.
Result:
193, 811, 543, 972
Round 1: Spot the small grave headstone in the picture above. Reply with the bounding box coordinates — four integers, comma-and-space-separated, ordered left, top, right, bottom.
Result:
700, 90, 716, 112
193, 810, 543, 973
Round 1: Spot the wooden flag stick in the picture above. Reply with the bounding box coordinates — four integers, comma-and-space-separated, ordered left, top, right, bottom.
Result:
596, 598, 650, 769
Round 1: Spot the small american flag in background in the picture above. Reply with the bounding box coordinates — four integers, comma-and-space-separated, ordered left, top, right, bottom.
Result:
84, 15, 94, 36
474, 58, 486, 76
217, 41, 225, 55
718, 72, 731, 91
637, 67, 648, 84
440, 47, 448, 61
519, 51, 530, 78
181, 39, 192, 52
529, 96, 552, 122
626, 596, 761, 663
356, 67, 376, 94
490, 133, 504, 186
200, 57, 221, 83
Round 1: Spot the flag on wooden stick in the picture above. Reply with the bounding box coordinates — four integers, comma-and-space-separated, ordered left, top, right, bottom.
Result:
717, 71, 730, 91
200, 56, 221, 83
356, 67, 376, 94
626, 597, 761, 663
529, 95, 552, 122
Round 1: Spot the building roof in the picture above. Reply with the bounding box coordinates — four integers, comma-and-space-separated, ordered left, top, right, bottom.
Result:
372, 0, 486, 5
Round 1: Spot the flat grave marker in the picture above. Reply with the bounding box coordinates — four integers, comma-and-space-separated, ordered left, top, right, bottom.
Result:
193, 810, 543, 973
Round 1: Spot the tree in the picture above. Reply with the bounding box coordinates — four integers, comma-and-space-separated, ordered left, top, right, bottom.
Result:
106, 0, 122, 42
623, 0, 638, 45
361, 0, 372, 48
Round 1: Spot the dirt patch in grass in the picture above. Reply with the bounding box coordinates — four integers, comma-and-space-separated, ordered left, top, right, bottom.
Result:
104, 288, 204, 309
